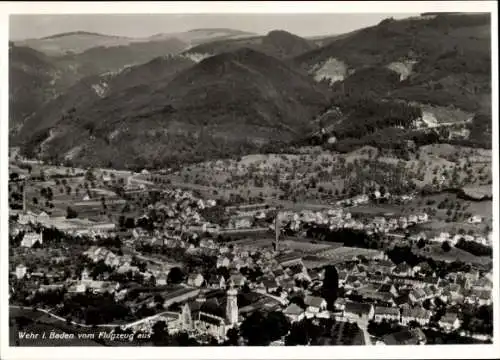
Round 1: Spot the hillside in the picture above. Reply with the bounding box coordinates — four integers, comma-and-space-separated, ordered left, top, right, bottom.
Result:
54, 37, 189, 78
15, 31, 144, 56
9, 38, 189, 131
16, 55, 196, 142
148, 28, 256, 46
294, 13, 492, 151
8, 44, 77, 130
15, 28, 255, 56
183, 30, 318, 61
19, 48, 332, 169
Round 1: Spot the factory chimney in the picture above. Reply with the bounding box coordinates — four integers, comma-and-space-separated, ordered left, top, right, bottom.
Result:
22, 179, 27, 214
273, 212, 280, 252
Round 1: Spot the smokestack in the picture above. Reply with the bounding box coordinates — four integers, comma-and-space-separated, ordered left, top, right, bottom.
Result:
274, 212, 280, 252
23, 179, 27, 214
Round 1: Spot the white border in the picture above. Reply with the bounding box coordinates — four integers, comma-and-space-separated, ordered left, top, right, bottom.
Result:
0, 1, 498, 359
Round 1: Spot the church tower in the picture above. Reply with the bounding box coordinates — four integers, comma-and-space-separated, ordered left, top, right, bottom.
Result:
226, 281, 238, 326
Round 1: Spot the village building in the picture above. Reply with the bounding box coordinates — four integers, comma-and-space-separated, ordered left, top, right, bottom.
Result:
392, 262, 413, 277
207, 275, 226, 289
439, 312, 461, 332
15, 264, 27, 279
283, 303, 306, 323
21, 231, 43, 248
401, 306, 431, 326
342, 302, 374, 326
373, 306, 400, 323
304, 296, 327, 315
187, 273, 205, 288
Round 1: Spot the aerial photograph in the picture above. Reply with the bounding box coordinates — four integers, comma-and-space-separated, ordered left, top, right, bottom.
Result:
6, 8, 494, 349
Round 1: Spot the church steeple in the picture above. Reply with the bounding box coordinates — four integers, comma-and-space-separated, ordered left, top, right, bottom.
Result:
226, 280, 238, 326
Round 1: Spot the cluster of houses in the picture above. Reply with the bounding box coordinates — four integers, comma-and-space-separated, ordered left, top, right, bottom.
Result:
277, 208, 429, 235
9, 174, 493, 345
335, 191, 415, 207
13, 210, 116, 243
428, 231, 492, 247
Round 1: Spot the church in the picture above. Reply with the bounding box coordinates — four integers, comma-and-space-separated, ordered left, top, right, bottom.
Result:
179, 281, 240, 341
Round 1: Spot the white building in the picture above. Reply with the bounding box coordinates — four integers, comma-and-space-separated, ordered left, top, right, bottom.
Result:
468, 215, 483, 224
21, 232, 43, 248
15, 264, 27, 279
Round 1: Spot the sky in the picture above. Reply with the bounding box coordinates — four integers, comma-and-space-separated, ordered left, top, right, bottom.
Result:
9, 13, 418, 40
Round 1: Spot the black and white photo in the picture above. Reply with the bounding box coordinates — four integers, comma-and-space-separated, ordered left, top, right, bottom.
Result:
1, 1, 498, 359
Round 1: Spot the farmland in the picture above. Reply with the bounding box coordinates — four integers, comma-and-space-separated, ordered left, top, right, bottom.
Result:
414, 244, 492, 266
163, 144, 491, 206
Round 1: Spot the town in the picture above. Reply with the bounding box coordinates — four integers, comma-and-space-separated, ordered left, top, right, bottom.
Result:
8, 159, 493, 346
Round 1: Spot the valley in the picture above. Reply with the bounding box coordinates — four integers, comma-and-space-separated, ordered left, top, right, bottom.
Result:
7, 11, 494, 349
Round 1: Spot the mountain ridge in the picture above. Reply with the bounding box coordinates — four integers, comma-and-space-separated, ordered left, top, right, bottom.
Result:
18, 47, 332, 169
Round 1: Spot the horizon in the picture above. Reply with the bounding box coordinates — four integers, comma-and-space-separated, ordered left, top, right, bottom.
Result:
9, 13, 417, 41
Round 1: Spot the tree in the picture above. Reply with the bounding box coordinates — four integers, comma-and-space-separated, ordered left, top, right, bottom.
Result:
417, 238, 426, 249
118, 215, 126, 229
321, 265, 339, 310
225, 328, 240, 346
240, 311, 270, 345
124, 217, 135, 229
167, 267, 185, 284
441, 241, 451, 252
151, 320, 169, 346
266, 311, 291, 342
285, 318, 319, 346
66, 206, 78, 219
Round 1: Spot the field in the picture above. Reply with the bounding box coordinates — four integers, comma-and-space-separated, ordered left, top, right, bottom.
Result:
303, 246, 384, 268
415, 244, 491, 266
280, 239, 338, 253
162, 144, 492, 206
350, 191, 492, 237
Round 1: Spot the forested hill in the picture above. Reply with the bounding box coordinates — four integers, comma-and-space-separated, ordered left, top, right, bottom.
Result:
295, 13, 491, 153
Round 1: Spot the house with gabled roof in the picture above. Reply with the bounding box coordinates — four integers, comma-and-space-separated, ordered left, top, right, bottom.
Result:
283, 303, 305, 323
368, 273, 391, 284
373, 259, 396, 274
156, 274, 168, 286
392, 262, 413, 277
343, 302, 374, 325
262, 278, 279, 293
304, 296, 327, 314
207, 275, 226, 290
279, 278, 298, 293
439, 312, 461, 332
401, 306, 431, 326
409, 287, 435, 304
378, 283, 399, 297
272, 268, 287, 281
229, 274, 246, 288
373, 306, 400, 323
216, 256, 231, 268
